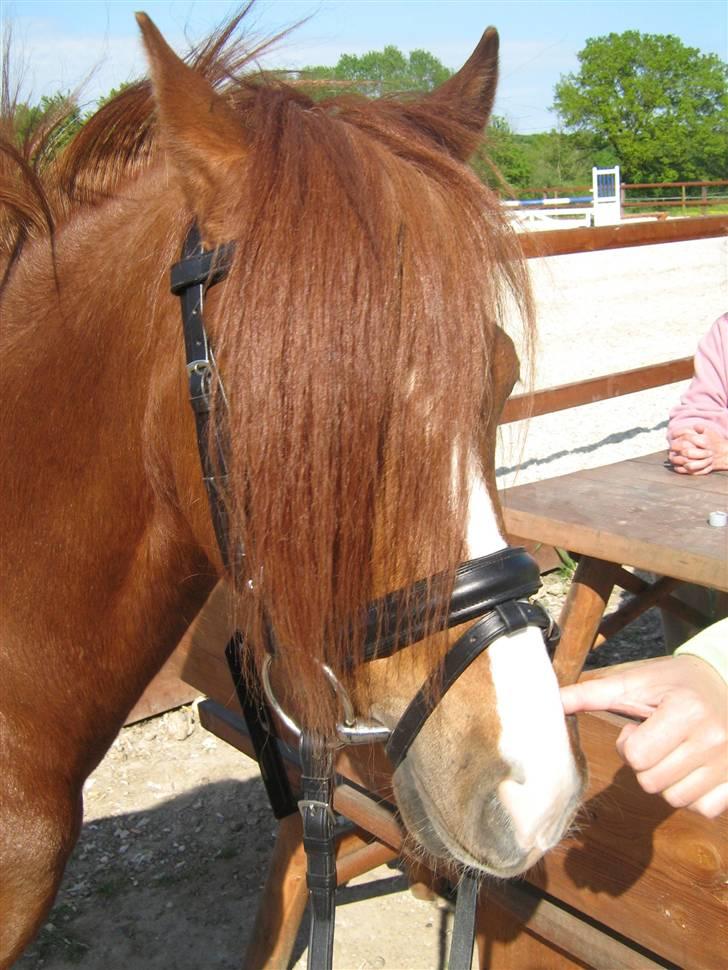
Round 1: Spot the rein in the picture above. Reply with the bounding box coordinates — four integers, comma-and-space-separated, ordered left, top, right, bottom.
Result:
171, 224, 559, 970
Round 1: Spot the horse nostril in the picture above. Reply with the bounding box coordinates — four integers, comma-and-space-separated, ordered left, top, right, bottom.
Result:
509, 762, 526, 785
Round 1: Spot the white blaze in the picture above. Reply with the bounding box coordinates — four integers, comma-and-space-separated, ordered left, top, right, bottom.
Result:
464, 454, 506, 557
490, 632, 581, 851
463, 451, 581, 851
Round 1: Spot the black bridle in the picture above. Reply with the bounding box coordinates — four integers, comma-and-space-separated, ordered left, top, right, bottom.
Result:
171, 224, 559, 970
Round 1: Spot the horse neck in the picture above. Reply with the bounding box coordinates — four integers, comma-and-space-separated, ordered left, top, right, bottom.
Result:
0, 178, 217, 771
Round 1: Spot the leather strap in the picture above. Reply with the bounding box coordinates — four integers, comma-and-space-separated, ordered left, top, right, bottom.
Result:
171, 223, 237, 571
299, 734, 337, 970
386, 600, 556, 768
170, 227, 234, 296
449, 872, 479, 970
360, 547, 541, 661
225, 635, 298, 819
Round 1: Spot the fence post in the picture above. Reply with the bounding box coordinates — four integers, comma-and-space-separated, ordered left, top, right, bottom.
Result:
701, 185, 708, 215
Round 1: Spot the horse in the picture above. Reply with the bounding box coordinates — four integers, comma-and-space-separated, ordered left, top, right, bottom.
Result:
0, 7, 587, 965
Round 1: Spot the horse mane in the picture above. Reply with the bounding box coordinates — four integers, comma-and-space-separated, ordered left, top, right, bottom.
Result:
206, 63, 534, 723
1, 6, 533, 730
0, 3, 288, 276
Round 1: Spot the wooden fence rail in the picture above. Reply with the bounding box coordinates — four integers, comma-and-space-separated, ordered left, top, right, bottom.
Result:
623, 179, 728, 190
519, 212, 727, 258
508, 178, 728, 199
501, 357, 694, 424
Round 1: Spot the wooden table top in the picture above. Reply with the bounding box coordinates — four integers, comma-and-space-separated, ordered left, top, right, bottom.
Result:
501, 452, 728, 591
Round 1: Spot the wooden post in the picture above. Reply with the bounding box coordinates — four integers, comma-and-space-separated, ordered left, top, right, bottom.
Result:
242, 813, 309, 970
553, 557, 621, 685
335, 832, 398, 885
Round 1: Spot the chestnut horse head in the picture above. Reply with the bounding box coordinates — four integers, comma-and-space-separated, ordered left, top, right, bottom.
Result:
0, 8, 585, 964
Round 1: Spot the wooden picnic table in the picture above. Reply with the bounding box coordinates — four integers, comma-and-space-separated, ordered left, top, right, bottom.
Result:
501, 450, 728, 684
492, 450, 728, 968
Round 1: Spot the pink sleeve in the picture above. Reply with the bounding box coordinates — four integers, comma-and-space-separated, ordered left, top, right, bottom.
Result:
667, 314, 728, 442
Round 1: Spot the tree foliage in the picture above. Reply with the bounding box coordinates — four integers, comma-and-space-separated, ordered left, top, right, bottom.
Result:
553, 31, 728, 183
298, 45, 452, 99
517, 130, 616, 194
476, 116, 530, 190
11, 92, 82, 158
95, 81, 133, 110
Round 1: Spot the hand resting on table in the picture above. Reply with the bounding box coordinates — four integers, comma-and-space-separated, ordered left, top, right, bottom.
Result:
668, 421, 728, 475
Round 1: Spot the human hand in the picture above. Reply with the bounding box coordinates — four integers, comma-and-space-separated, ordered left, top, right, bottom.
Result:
561, 656, 728, 817
668, 422, 728, 474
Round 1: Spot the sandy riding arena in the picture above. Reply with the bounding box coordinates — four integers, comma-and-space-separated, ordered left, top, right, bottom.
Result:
15, 234, 727, 970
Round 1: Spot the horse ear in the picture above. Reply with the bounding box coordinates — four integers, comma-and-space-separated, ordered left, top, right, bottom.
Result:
136, 13, 248, 201
424, 27, 499, 161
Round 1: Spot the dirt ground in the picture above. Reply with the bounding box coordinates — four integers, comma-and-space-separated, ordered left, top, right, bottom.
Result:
15, 577, 668, 970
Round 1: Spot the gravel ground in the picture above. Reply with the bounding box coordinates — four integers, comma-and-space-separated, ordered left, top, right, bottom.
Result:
14, 234, 721, 970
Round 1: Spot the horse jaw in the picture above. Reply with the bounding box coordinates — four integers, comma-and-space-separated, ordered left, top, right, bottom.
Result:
389, 455, 585, 876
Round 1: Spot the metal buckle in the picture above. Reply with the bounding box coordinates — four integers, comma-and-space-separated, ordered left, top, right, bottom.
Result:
298, 798, 337, 828
187, 359, 212, 377
261, 655, 390, 746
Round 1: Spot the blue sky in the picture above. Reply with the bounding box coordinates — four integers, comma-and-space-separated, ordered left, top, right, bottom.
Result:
3, 1, 727, 132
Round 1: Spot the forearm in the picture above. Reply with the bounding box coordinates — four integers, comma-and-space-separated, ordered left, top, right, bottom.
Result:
668, 316, 728, 441
674, 618, 728, 682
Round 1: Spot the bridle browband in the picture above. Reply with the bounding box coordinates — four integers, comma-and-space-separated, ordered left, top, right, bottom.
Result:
171, 223, 559, 970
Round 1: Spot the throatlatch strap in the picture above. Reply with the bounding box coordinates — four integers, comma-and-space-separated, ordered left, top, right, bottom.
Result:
299, 734, 337, 970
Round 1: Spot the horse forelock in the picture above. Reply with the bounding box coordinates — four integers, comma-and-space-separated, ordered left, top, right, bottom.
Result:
207, 83, 533, 728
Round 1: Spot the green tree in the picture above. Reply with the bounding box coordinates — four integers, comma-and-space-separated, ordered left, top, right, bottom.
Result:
553, 31, 728, 183
517, 130, 615, 193
476, 116, 531, 190
13, 91, 82, 158
93, 81, 134, 111
298, 45, 451, 99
